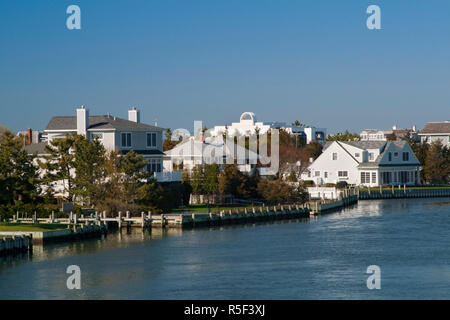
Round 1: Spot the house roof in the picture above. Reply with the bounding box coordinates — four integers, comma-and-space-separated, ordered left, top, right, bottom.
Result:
419, 121, 450, 134
357, 140, 420, 168
23, 142, 48, 155
121, 149, 165, 156
165, 136, 261, 161
45, 115, 162, 131
340, 141, 386, 150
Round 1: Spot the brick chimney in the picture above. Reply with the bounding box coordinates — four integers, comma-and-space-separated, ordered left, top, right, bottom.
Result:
77, 106, 89, 136
26, 128, 32, 145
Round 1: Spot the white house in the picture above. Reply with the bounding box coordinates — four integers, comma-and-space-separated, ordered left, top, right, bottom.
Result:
163, 133, 261, 175
210, 112, 272, 137
360, 125, 418, 142
300, 140, 421, 187
26, 106, 181, 183
418, 121, 450, 147
209, 112, 327, 144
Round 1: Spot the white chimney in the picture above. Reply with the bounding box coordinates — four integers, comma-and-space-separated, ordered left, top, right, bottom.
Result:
128, 107, 140, 123
77, 106, 89, 137
392, 124, 397, 130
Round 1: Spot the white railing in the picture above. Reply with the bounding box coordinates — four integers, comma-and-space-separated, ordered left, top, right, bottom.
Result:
153, 171, 182, 182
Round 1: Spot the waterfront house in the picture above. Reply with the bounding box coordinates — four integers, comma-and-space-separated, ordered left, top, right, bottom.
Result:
418, 121, 450, 147
300, 140, 421, 187
25, 106, 181, 183
163, 132, 262, 175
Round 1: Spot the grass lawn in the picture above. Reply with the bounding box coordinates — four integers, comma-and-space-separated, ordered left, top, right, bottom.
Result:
0, 223, 66, 232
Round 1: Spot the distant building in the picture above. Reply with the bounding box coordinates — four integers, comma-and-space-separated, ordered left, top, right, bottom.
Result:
17, 128, 42, 145
300, 140, 421, 187
209, 112, 327, 144
418, 121, 450, 147
360, 125, 418, 141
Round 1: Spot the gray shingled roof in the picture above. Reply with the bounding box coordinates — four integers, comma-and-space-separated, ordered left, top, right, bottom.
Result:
45, 115, 162, 131
419, 121, 450, 134
23, 142, 49, 155
340, 141, 386, 150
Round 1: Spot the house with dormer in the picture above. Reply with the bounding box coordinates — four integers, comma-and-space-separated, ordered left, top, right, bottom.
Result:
300, 140, 421, 186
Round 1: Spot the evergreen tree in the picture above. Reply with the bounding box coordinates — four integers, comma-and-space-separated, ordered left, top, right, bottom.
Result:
72, 135, 106, 205
0, 131, 38, 204
38, 134, 76, 201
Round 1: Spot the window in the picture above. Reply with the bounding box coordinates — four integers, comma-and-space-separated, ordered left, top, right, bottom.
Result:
121, 132, 132, 147
324, 172, 328, 178
315, 171, 320, 177
388, 152, 392, 161
361, 172, 370, 184
147, 132, 157, 148
402, 152, 409, 161
381, 172, 392, 184
369, 153, 374, 161
372, 172, 376, 183
355, 153, 360, 157
308, 171, 311, 178
147, 159, 162, 173
394, 152, 399, 157
332, 153, 338, 160
91, 132, 103, 140
338, 171, 348, 177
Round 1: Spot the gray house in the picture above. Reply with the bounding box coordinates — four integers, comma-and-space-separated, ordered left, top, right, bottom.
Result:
418, 121, 450, 148
29, 106, 180, 182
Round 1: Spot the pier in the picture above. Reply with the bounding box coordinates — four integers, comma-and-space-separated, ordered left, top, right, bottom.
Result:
0, 234, 33, 255
358, 187, 450, 200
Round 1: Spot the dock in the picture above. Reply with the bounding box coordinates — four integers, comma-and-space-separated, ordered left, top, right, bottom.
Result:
358, 187, 450, 200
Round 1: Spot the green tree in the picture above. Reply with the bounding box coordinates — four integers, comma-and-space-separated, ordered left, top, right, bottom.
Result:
218, 164, 249, 198
326, 130, 360, 142
0, 131, 39, 204
424, 140, 450, 184
96, 150, 150, 214
190, 165, 206, 194
38, 134, 76, 201
72, 135, 106, 205
204, 164, 220, 194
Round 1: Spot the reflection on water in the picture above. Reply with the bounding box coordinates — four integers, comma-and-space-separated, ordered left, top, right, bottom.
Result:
0, 198, 449, 299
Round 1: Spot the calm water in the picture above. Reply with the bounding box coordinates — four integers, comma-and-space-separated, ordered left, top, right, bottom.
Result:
0, 198, 449, 299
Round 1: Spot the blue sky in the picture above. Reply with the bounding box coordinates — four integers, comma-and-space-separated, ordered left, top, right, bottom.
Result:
1, 0, 449, 134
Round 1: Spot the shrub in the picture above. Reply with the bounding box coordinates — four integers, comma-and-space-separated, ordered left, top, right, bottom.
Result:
336, 181, 348, 189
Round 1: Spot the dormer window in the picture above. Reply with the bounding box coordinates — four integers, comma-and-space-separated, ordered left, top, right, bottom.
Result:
402, 152, 409, 161
355, 153, 360, 157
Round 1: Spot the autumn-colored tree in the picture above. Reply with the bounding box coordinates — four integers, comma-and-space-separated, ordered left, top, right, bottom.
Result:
424, 140, 450, 184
